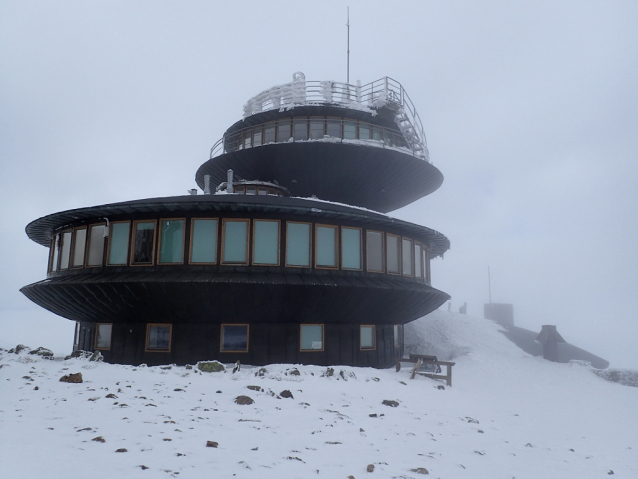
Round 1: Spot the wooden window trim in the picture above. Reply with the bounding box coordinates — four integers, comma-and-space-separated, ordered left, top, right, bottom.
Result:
221, 218, 250, 265
94, 323, 112, 351
58, 229, 73, 271
365, 229, 385, 273
85, 223, 106, 267
188, 217, 218, 265
402, 237, 415, 277
106, 221, 131, 267
285, 221, 312, 268
314, 224, 339, 270
47, 236, 57, 273
130, 220, 157, 267
70, 227, 88, 269
414, 242, 423, 280
300, 324, 324, 352
341, 226, 363, 271
360, 325, 376, 351
157, 218, 186, 265
252, 219, 281, 266
386, 233, 401, 275
219, 324, 250, 353
145, 323, 172, 353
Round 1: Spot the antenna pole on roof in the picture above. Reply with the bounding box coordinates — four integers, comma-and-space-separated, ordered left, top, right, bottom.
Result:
346, 7, 350, 84
488, 266, 492, 304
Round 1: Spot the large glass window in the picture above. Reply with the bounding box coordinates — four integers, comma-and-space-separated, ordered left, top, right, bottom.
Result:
158, 219, 185, 264
252, 126, 262, 147
50, 235, 60, 272
309, 118, 324, 139
341, 227, 362, 270
415, 243, 422, 278
424, 246, 431, 284
146, 323, 172, 352
86, 224, 105, 267
264, 121, 276, 144
253, 220, 279, 265
71, 228, 87, 268
386, 234, 401, 274
359, 123, 370, 140
190, 218, 218, 264
300, 324, 323, 351
366, 230, 384, 273
222, 219, 249, 264
59, 230, 72, 270
277, 120, 291, 142
360, 325, 376, 350
326, 118, 341, 138
293, 118, 308, 141
402, 238, 414, 276
286, 222, 311, 267
220, 324, 249, 352
344, 121, 357, 139
131, 220, 156, 265
315, 225, 338, 268
107, 222, 130, 266
95, 323, 112, 350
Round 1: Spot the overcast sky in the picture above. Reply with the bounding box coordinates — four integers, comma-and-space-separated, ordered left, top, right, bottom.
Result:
1, 1, 637, 368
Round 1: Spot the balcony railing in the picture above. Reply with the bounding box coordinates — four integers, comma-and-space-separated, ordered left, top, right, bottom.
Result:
238, 76, 429, 162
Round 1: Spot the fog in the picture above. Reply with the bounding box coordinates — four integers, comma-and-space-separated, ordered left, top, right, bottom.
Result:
1, 1, 636, 367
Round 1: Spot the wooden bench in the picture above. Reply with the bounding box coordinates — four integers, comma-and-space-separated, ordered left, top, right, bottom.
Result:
395, 354, 456, 386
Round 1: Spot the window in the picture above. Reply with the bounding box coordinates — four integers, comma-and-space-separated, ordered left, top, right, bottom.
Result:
131, 220, 156, 265
59, 230, 72, 270
277, 120, 291, 142
222, 219, 249, 264
107, 222, 130, 266
366, 230, 384, 273
360, 325, 376, 350
359, 123, 370, 140
326, 117, 341, 138
402, 238, 414, 276
253, 220, 280, 265
190, 218, 217, 264
264, 121, 276, 144
246, 186, 256, 195
158, 219, 185, 264
315, 225, 338, 268
286, 221, 311, 267
341, 227, 362, 270
71, 228, 87, 268
86, 224, 105, 267
386, 234, 401, 274
257, 187, 267, 195
293, 118, 308, 141
309, 117, 324, 139
95, 323, 112, 350
424, 246, 431, 284
372, 127, 383, 141
49, 235, 60, 272
344, 121, 356, 139
252, 126, 262, 147
145, 324, 172, 352
415, 243, 422, 278
220, 324, 249, 352
300, 324, 323, 351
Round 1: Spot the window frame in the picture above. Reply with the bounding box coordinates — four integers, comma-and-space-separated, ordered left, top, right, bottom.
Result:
58, 229, 72, 271
85, 223, 106, 267
221, 218, 250, 265
360, 325, 376, 351
402, 237, 415, 277
48, 235, 59, 273
285, 221, 312, 268
71, 226, 88, 269
252, 219, 281, 266
220, 324, 250, 353
386, 233, 401, 275
94, 323, 113, 351
341, 226, 363, 271
188, 217, 219, 265
145, 323, 172, 353
300, 324, 324, 352
365, 229, 385, 273
314, 224, 339, 270
106, 221, 131, 266
130, 219, 157, 266
157, 218, 186, 265
414, 242, 423, 279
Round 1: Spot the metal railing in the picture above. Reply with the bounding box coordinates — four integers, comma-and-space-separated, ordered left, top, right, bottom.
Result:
238, 76, 428, 162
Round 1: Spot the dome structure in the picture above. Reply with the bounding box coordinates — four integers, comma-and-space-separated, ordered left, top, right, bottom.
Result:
21, 74, 450, 368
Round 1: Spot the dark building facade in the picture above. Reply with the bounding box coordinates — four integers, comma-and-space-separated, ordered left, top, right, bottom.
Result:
21, 75, 450, 368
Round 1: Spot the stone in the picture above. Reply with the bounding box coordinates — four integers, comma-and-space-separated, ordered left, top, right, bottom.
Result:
60, 373, 83, 383
206, 441, 218, 448
115, 448, 127, 453
366, 464, 375, 472
288, 368, 300, 376
234, 395, 254, 405
382, 400, 399, 407
410, 467, 429, 474
92, 436, 106, 443
197, 361, 225, 373
247, 385, 263, 392
29, 347, 54, 359
280, 390, 294, 399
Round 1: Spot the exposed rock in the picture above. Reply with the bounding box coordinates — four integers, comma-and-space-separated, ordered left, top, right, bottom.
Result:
115, 448, 127, 453
256, 367, 268, 377
280, 389, 294, 399
197, 361, 225, 373
366, 464, 375, 472
105, 393, 118, 399
29, 347, 54, 359
234, 395, 254, 405
247, 385, 263, 392
92, 436, 106, 443
206, 441, 218, 448
410, 467, 429, 474
382, 400, 399, 407
287, 368, 300, 376
139, 465, 149, 470
60, 373, 83, 383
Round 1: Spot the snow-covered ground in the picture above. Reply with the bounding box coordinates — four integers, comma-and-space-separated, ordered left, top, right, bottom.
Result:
1, 311, 636, 478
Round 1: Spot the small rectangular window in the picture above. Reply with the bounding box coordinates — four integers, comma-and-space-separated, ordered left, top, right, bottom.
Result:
386, 234, 401, 274
402, 238, 414, 276
360, 325, 376, 350
71, 228, 87, 268
326, 118, 341, 138
50, 235, 60, 272
59, 230, 72, 270
243, 131, 252, 149
246, 186, 256, 195
277, 120, 291, 142
158, 219, 185, 264
222, 219, 249, 264
145, 323, 172, 352
366, 230, 384, 273
220, 324, 249, 352
344, 121, 356, 140
107, 222, 130, 266
257, 187, 267, 195
95, 323, 112, 350
293, 118, 308, 141
86, 224, 105, 267
309, 118, 324, 139
253, 126, 262, 147
415, 243, 422, 278
264, 121, 276, 143
341, 227, 362, 270
253, 220, 280, 265
131, 220, 156, 265
315, 225, 338, 268
190, 218, 218, 264
300, 324, 324, 351
286, 222, 311, 267
359, 123, 370, 140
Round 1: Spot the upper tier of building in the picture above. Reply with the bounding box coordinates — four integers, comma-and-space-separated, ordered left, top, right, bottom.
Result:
196, 75, 444, 213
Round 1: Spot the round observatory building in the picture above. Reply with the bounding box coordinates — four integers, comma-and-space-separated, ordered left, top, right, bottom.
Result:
21, 74, 450, 368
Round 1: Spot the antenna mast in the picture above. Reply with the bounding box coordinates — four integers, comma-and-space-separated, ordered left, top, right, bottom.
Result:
346, 7, 350, 84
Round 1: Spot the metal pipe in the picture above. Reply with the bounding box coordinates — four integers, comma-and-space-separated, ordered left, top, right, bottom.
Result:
227, 169, 234, 194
